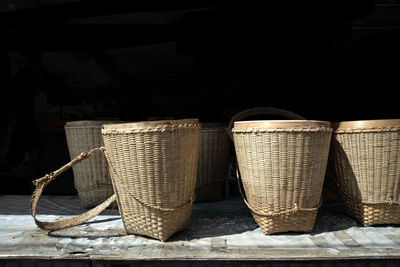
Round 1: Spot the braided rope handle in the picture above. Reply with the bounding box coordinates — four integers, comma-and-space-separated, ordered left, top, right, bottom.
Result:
235, 169, 321, 217
335, 185, 400, 206
31, 145, 193, 231
30, 147, 116, 231
227, 107, 305, 141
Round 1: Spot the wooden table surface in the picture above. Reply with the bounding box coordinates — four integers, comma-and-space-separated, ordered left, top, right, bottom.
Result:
1, 195, 400, 261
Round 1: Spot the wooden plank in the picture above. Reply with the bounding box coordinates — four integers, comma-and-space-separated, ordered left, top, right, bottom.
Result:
1, 196, 400, 261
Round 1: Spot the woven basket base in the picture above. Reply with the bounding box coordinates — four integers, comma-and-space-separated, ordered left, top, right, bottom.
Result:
344, 200, 400, 226
195, 181, 224, 203
122, 204, 192, 242
77, 185, 114, 209
252, 210, 318, 235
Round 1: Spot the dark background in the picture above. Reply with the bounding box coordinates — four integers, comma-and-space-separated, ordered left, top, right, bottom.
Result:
1, 0, 399, 196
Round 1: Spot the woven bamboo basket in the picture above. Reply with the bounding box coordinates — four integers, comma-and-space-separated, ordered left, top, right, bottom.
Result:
330, 119, 400, 226
101, 119, 200, 241
195, 123, 230, 202
230, 108, 332, 234
31, 119, 200, 242
65, 121, 116, 208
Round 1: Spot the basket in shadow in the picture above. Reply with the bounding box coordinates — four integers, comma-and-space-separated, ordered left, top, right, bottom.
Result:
330, 119, 400, 226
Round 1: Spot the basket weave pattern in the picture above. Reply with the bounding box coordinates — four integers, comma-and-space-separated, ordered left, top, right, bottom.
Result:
65, 123, 114, 208
195, 127, 230, 202
331, 128, 400, 226
101, 122, 200, 241
233, 127, 332, 234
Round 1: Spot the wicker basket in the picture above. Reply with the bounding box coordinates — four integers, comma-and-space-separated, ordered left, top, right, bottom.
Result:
330, 119, 400, 226
31, 119, 200, 241
101, 119, 200, 241
195, 123, 230, 202
231, 109, 332, 234
65, 121, 116, 208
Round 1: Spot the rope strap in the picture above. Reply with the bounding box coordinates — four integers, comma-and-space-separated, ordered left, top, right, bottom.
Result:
342, 191, 399, 205
103, 151, 193, 212
357, 198, 400, 206
31, 146, 194, 231
363, 198, 400, 205
334, 182, 400, 205
235, 168, 321, 217
30, 147, 116, 231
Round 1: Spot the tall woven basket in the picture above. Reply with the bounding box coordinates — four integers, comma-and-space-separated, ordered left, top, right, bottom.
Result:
230, 107, 332, 234
101, 119, 200, 241
195, 123, 230, 202
31, 119, 200, 242
65, 121, 115, 208
330, 119, 400, 226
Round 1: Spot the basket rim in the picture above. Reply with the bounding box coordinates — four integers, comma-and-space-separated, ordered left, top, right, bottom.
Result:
233, 120, 331, 129
65, 120, 123, 127
102, 118, 199, 131
333, 119, 400, 130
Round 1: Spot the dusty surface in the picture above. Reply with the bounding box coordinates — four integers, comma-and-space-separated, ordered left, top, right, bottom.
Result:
1, 195, 400, 260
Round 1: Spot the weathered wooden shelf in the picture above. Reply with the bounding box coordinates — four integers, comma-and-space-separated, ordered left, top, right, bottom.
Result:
1, 195, 399, 261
